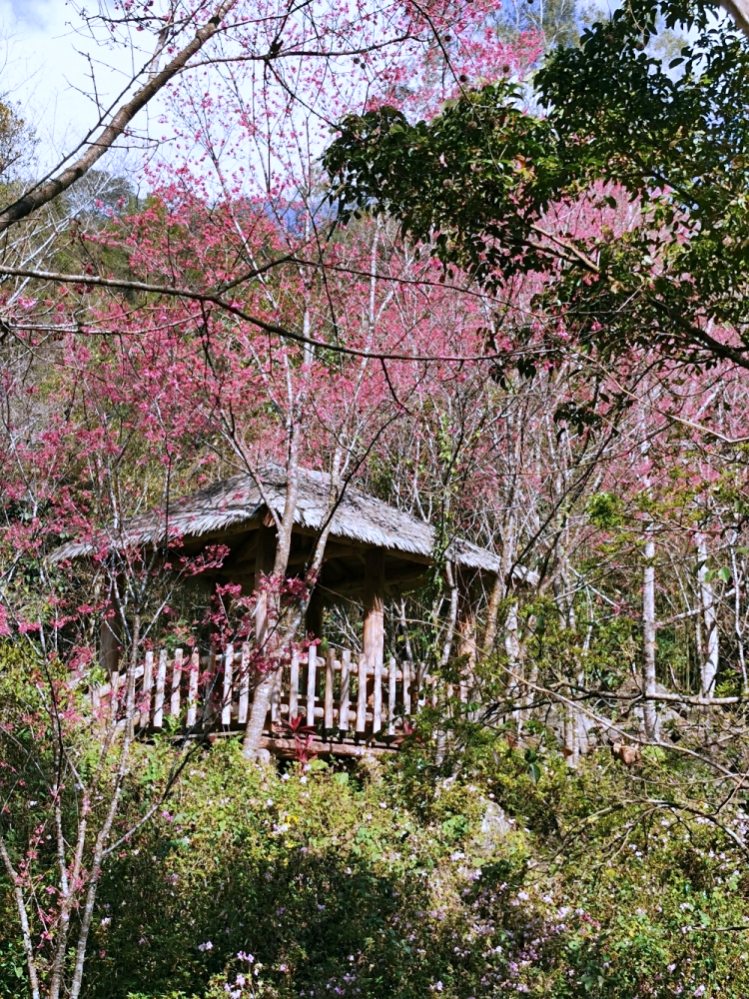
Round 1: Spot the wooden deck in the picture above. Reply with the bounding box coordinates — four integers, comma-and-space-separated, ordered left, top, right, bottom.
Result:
93, 643, 456, 754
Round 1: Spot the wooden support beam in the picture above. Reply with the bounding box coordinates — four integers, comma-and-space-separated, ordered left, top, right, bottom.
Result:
100, 614, 121, 675
257, 735, 395, 759
363, 548, 385, 677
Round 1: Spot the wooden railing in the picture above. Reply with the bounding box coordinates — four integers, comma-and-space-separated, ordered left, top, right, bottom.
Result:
93, 643, 443, 745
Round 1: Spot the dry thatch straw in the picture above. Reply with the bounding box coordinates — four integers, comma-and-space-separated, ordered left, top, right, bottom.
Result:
53, 465, 538, 585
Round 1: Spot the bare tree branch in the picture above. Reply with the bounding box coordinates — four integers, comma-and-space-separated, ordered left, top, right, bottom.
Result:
0, 0, 239, 234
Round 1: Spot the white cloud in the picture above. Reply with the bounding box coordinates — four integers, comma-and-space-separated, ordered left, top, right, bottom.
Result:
1, 1, 152, 174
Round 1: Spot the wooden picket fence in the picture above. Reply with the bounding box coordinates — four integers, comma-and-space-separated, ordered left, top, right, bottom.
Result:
92, 643, 453, 746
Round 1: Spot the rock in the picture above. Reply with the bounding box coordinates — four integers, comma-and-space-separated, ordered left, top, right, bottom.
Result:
475, 800, 514, 854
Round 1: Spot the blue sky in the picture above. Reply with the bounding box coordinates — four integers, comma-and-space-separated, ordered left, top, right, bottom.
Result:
1, 0, 148, 173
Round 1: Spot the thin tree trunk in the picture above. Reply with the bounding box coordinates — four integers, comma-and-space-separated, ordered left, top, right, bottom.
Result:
242, 672, 276, 759
729, 536, 748, 694
0, 837, 40, 999
696, 531, 719, 699
642, 526, 659, 740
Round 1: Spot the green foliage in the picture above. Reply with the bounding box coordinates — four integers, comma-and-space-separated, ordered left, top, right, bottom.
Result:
586, 491, 623, 528
324, 0, 749, 375
324, 84, 565, 292
3, 730, 741, 999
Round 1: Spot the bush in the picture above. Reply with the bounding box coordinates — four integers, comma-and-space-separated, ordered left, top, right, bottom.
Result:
5, 722, 749, 998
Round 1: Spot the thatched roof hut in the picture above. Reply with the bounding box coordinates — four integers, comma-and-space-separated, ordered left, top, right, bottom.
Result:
54, 465, 537, 594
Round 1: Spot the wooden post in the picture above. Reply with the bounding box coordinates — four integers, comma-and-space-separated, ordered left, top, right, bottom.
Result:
388, 657, 397, 736
205, 649, 217, 725
289, 648, 300, 719
154, 649, 167, 729
306, 646, 318, 727
363, 549, 385, 670
373, 656, 383, 734
324, 649, 335, 730
171, 648, 183, 719
363, 549, 385, 712
238, 643, 250, 725
222, 643, 234, 727
356, 656, 368, 734
187, 649, 199, 728
142, 650, 154, 726
339, 649, 351, 732
100, 613, 120, 675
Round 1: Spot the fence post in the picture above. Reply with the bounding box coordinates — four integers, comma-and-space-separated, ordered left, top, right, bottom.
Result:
306, 646, 318, 728
171, 648, 183, 719
142, 650, 154, 726
153, 649, 167, 729
238, 643, 250, 725
339, 649, 351, 732
289, 648, 300, 720
187, 649, 199, 728
324, 650, 335, 730
222, 643, 234, 727
356, 657, 368, 734
388, 657, 397, 736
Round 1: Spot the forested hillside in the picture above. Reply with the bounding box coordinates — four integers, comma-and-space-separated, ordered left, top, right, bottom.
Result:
3, 0, 749, 995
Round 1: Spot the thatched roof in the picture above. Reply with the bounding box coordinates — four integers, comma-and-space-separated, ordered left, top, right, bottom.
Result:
53, 466, 538, 585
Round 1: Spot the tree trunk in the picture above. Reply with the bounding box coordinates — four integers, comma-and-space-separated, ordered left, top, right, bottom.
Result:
242, 672, 276, 759
642, 526, 659, 741
696, 531, 719, 699
243, 526, 277, 759
363, 549, 385, 674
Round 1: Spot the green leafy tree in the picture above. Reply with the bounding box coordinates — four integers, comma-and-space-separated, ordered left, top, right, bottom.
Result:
324, 0, 749, 376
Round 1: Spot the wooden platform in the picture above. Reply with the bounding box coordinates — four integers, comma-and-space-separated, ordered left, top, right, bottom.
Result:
92, 643, 458, 754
